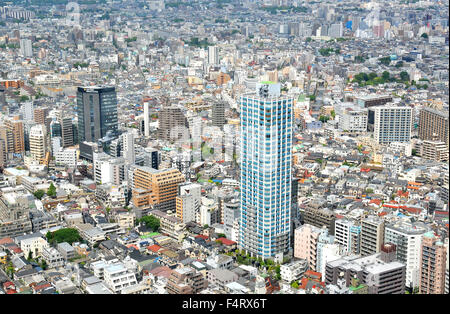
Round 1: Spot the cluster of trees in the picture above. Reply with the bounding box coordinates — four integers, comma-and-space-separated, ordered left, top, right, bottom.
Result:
125, 37, 137, 43
214, 18, 229, 23
261, 6, 307, 14
319, 115, 330, 123
188, 37, 211, 48
137, 215, 160, 232
379, 56, 407, 68
19, 95, 30, 102
319, 47, 340, 56
351, 71, 410, 86
33, 183, 57, 200
379, 56, 391, 66
410, 80, 428, 89
73, 62, 89, 68
354, 55, 366, 63
46, 228, 82, 245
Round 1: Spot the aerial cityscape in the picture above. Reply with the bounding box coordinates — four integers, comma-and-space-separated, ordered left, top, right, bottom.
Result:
0, 0, 448, 297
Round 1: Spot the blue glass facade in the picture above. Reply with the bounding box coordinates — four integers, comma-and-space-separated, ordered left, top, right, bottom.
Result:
77, 86, 118, 143
239, 86, 293, 259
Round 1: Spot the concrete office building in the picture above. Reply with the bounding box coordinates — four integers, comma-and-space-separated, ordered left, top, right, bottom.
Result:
29, 124, 47, 162
325, 243, 406, 294
384, 221, 428, 289
338, 107, 368, 132
356, 95, 393, 108
419, 140, 448, 162
77, 86, 118, 143
132, 167, 185, 211
4, 117, 25, 154
223, 200, 240, 241
360, 216, 385, 256
418, 107, 449, 147
20, 38, 33, 57
176, 182, 201, 223
212, 102, 226, 129
419, 232, 447, 294
143, 100, 150, 137
370, 105, 413, 145
143, 148, 160, 170
157, 106, 189, 141
335, 219, 361, 255
22, 102, 34, 121
239, 82, 293, 259
208, 46, 219, 65
0, 86, 5, 105
294, 224, 326, 271
60, 116, 74, 148
33, 107, 49, 126
121, 132, 135, 164
302, 205, 336, 235
166, 267, 208, 294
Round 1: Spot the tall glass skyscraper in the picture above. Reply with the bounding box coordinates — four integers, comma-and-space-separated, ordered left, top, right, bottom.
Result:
77, 86, 118, 143
239, 82, 293, 259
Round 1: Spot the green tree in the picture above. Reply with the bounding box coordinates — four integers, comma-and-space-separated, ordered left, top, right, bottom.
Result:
319, 115, 330, 123
275, 265, 281, 280
382, 71, 390, 80
19, 95, 30, 102
138, 215, 161, 232
47, 182, 57, 197
379, 56, 391, 66
400, 71, 410, 82
291, 281, 299, 289
420, 33, 428, 39
46, 228, 82, 245
365, 188, 374, 195
40, 260, 48, 270
6, 262, 15, 277
33, 190, 45, 200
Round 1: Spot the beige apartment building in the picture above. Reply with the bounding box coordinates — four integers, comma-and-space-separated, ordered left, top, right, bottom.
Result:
132, 167, 185, 211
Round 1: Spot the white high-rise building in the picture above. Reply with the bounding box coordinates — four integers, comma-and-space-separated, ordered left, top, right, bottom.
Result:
335, 219, 362, 255
371, 105, 413, 145
20, 38, 33, 57
239, 82, 294, 259
94, 153, 125, 185
103, 262, 137, 293
384, 221, 429, 289
176, 182, 202, 223
55, 148, 77, 167
29, 124, 47, 161
122, 132, 135, 164
328, 23, 343, 38
337, 106, 368, 132
22, 102, 34, 121
318, 243, 341, 278
208, 46, 219, 65
143, 101, 150, 136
